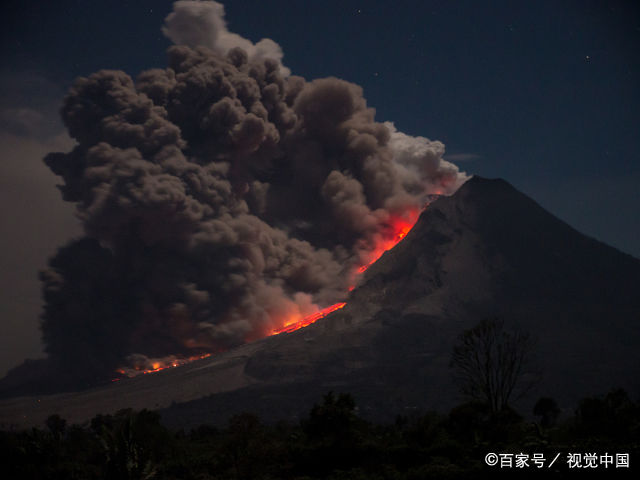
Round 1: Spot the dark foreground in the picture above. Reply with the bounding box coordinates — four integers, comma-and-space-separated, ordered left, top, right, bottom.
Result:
1, 388, 638, 479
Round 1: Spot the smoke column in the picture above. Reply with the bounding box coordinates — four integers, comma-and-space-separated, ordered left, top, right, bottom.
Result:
37, 1, 467, 381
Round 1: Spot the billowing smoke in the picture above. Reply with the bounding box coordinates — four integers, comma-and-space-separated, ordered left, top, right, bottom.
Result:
39, 1, 468, 381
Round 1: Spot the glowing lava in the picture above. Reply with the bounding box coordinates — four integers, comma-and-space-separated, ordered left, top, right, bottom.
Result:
114, 353, 213, 379
357, 207, 420, 274
269, 206, 421, 335
114, 205, 423, 378
270, 302, 347, 335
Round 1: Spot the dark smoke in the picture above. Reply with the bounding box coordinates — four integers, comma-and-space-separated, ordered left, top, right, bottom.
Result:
33, 1, 467, 383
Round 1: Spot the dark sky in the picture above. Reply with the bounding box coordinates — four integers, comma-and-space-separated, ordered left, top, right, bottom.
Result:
1, 0, 638, 375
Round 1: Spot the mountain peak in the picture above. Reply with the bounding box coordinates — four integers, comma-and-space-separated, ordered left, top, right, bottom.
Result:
429, 175, 542, 222
446, 175, 517, 201
458, 174, 512, 190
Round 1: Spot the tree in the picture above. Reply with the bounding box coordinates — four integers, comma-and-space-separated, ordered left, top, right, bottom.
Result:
533, 397, 560, 428
450, 317, 537, 412
305, 392, 360, 446
223, 413, 267, 480
45, 414, 67, 441
97, 409, 168, 480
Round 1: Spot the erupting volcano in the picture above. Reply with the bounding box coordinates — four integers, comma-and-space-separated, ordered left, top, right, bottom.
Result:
1, 0, 468, 391
3, 176, 640, 426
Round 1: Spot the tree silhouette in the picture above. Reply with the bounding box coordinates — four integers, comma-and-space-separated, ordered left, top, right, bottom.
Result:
305, 392, 359, 446
223, 413, 268, 480
450, 317, 537, 412
45, 414, 67, 441
96, 409, 168, 480
533, 397, 560, 428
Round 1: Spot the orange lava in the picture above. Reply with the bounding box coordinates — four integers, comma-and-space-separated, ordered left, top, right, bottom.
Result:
113, 204, 423, 378
270, 302, 347, 335
357, 208, 420, 274
269, 206, 421, 335
114, 353, 213, 378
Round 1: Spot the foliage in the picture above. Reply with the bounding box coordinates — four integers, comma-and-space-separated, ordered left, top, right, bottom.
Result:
1, 388, 638, 479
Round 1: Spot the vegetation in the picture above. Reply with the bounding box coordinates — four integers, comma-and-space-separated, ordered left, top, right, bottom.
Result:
1, 388, 638, 479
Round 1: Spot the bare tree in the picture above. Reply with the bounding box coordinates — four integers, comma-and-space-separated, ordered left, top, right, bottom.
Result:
450, 317, 537, 412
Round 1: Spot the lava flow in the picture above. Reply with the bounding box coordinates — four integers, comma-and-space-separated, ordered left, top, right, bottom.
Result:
113, 353, 213, 379
357, 208, 420, 274
114, 206, 423, 379
269, 207, 422, 335
270, 302, 347, 335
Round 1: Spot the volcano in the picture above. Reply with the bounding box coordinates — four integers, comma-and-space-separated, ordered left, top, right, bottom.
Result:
1, 176, 639, 428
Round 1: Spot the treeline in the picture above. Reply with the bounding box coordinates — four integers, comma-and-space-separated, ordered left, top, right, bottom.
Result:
1, 389, 638, 479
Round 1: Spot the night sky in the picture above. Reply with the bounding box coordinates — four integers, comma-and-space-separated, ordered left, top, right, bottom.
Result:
1, 0, 638, 376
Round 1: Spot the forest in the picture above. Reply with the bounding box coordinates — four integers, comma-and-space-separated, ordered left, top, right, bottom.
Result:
1, 388, 638, 479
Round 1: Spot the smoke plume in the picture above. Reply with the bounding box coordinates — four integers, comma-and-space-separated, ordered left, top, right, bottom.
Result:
38, 1, 467, 381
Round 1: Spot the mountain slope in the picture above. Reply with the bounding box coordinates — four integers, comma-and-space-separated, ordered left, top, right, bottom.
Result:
1, 176, 638, 428
225, 176, 640, 423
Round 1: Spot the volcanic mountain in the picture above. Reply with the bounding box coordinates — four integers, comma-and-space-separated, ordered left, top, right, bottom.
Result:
1, 176, 639, 428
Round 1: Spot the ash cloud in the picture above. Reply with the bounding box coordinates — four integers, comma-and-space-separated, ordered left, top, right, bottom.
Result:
162, 1, 290, 76
35, 1, 468, 382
